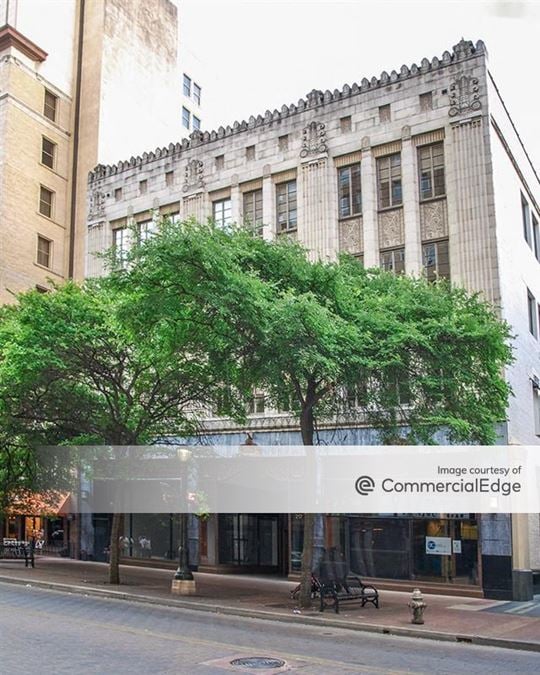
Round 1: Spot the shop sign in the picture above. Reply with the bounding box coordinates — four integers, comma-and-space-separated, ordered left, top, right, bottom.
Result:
425, 536, 452, 555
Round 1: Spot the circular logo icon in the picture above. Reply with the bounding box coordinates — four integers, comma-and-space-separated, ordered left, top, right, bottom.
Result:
355, 475, 375, 496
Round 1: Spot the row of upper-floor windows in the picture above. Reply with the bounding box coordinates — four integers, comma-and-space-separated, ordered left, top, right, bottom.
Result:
208, 142, 446, 232
521, 193, 540, 262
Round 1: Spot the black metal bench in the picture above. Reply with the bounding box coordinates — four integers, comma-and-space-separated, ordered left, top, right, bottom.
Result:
318, 553, 379, 613
0, 539, 35, 568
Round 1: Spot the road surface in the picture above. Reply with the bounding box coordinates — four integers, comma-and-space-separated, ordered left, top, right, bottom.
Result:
0, 582, 538, 674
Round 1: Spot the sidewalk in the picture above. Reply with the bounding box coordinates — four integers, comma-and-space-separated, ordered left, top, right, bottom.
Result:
0, 557, 538, 652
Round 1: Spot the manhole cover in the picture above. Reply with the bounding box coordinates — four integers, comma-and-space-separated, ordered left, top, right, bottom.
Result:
230, 657, 286, 669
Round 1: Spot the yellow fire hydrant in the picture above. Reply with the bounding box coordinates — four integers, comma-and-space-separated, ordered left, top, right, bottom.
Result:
408, 588, 427, 624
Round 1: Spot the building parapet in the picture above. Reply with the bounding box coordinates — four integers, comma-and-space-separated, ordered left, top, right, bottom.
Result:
88, 38, 486, 184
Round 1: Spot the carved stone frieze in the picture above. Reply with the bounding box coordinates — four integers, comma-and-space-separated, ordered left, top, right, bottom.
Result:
448, 74, 481, 117
420, 199, 448, 241
300, 121, 327, 158
378, 208, 404, 249
183, 159, 205, 193
339, 217, 363, 255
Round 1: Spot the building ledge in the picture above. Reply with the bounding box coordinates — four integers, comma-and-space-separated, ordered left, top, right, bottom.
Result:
0, 24, 48, 63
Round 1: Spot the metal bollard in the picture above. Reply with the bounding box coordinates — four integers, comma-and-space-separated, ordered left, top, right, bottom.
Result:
408, 588, 427, 625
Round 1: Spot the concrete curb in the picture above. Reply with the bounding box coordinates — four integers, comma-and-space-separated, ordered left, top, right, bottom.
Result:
0, 574, 538, 654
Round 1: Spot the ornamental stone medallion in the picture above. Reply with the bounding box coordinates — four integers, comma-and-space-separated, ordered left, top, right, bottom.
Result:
300, 121, 327, 158
448, 74, 481, 117
183, 159, 205, 193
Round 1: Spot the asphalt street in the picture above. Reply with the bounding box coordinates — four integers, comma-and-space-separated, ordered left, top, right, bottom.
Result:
0, 582, 538, 674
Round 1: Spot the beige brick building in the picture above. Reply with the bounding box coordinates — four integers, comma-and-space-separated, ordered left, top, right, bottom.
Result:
85, 38, 540, 600
0, 0, 180, 302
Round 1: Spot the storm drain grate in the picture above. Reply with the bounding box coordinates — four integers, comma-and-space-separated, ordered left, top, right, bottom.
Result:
230, 657, 286, 669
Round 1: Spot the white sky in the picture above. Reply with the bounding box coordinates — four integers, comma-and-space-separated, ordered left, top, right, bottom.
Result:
179, 0, 540, 173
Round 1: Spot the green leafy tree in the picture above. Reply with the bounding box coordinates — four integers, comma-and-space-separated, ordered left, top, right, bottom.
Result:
117, 221, 512, 608
0, 278, 237, 584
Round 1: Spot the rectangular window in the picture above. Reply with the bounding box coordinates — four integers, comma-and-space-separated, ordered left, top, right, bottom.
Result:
248, 394, 265, 415
528, 289, 537, 337
193, 115, 201, 131
113, 227, 129, 266
278, 135, 289, 152
183, 74, 191, 97
215, 154, 224, 170
377, 153, 402, 209
243, 189, 263, 235
422, 239, 450, 281
276, 180, 297, 232
380, 248, 405, 274
138, 219, 156, 242
418, 143, 445, 201
36, 235, 51, 268
213, 198, 232, 229
39, 186, 54, 218
340, 116, 352, 133
43, 89, 58, 122
533, 214, 540, 262
41, 137, 56, 169
193, 83, 201, 105
182, 106, 190, 129
338, 163, 362, 218
379, 104, 391, 123
246, 145, 256, 161
139, 180, 147, 195
165, 171, 174, 187
114, 187, 123, 201
419, 92, 433, 111
522, 193, 532, 247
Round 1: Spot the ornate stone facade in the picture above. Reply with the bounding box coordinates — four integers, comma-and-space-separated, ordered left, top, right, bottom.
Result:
338, 217, 363, 255
183, 159, 205, 193
378, 208, 405, 249
448, 74, 482, 117
420, 199, 448, 240
300, 121, 327, 158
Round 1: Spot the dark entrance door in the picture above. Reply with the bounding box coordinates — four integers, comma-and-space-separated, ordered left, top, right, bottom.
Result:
218, 514, 285, 573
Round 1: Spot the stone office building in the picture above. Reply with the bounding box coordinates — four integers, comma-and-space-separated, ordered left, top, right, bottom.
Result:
86, 39, 540, 600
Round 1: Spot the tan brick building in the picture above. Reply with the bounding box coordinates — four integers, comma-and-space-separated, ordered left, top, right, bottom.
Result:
0, 0, 180, 302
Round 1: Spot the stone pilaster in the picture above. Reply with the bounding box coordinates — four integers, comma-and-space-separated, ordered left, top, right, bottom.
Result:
262, 167, 274, 241
360, 142, 378, 268
401, 135, 422, 275
183, 192, 207, 222
300, 158, 332, 260
446, 116, 499, 303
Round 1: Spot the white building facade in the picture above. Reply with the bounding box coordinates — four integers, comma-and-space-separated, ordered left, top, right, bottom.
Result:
86, 39, 539, 600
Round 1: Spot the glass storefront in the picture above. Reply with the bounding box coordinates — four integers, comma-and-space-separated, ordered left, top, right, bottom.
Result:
346, 515, 478, 584
288, 514, 479, 585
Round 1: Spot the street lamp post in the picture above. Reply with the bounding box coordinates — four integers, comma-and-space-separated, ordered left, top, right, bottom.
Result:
171, 448, 196, 596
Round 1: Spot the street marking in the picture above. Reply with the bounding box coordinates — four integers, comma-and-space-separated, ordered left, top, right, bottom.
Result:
504, 602, 537, 615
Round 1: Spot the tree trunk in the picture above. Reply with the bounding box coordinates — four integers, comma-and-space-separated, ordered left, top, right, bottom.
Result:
298, 402, 315, 609
108, 512, 123, 585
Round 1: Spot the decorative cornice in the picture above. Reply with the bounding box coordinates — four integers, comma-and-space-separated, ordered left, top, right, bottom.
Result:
88, 38, 486, 184
0, 24, 47, 62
